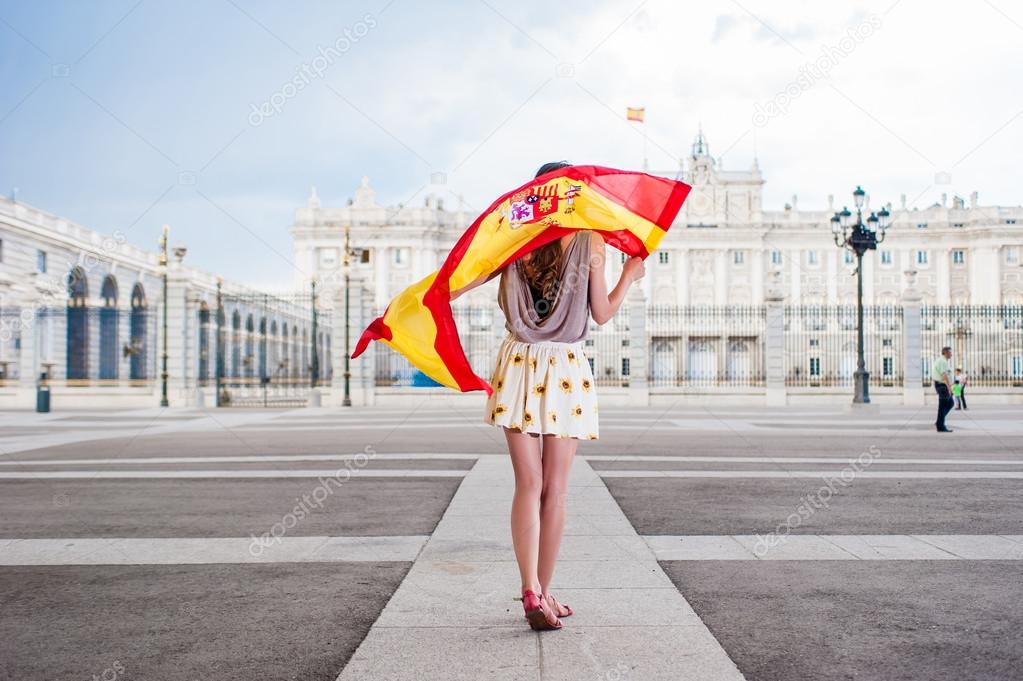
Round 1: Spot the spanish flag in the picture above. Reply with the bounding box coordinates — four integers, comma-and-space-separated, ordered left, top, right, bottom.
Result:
352, 165, 691, 395
626, 107, 645, 122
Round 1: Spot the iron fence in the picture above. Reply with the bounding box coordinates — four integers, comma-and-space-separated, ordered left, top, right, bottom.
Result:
208, 291, 331, 406
0, 306, 162, 387
784, 305, 903, 387
920, 305, 1023, 388
647, 306, 765, 388
373, 304, 633, 388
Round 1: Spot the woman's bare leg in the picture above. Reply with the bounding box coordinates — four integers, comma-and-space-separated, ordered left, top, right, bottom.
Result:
537, 435, 578, 594
505, 427, 543, 594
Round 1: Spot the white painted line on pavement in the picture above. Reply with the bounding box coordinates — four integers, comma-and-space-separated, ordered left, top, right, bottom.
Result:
0, 453, 482, 466
600, 470, 1023, 479
644, 534, 1023, 560
0, 536, 428, 565
585, 455, 1023, 466
0, 469, 468, 479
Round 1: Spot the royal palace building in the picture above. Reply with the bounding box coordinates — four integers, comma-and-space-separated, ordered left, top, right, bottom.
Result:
292, 133, 1023, 310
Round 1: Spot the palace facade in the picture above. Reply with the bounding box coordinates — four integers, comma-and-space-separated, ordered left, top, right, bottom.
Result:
291, 133, 1023, 310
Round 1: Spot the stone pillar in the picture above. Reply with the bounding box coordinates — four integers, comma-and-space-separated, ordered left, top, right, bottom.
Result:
676, 249, 689, 306
764, 270, 786, 406
751, 248, 764, 304
714, 251, 727, 305
331, 276, 375, 407
165, 265, 192, 406
627, 285, 649, 405
16, 296, 39, 405
901, 269, 925, 405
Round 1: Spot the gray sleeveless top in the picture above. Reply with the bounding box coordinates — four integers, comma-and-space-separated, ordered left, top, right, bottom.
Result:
497, 231, 592, 343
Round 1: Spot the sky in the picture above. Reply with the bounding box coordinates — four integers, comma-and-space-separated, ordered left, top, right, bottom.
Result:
1, 0, 1021, 290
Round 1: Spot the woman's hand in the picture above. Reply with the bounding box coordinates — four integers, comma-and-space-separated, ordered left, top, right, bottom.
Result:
622, 256, 646, 283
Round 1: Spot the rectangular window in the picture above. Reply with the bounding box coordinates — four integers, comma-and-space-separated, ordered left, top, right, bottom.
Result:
36, 250, 46, 273
952, 222, 965, 228
771, 250, 782, 265
317, 248, 338, 269
394, 247, 410, 266
658, 251, 669, 265
952, 250, 965, 265
880, 250, 892, 265
1007, 247, 1020, 265
916, 223, 928, 229
844, 251, 854, 265
809, 357, 821, 376
916, 250, 929, 265
883, 357, 894, 376
620, 252, 627, 264
1012, 355, 1023, 378
621, 357, 630, 376
807, 250, 819, 266
733, 251, 744, 265
587, 357, 595, 373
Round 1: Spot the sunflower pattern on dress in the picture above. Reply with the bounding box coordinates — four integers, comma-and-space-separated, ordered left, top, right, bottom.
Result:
484, 335, 599, 440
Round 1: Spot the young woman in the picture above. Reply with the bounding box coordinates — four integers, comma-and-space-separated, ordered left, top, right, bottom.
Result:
454, 161, 646, 631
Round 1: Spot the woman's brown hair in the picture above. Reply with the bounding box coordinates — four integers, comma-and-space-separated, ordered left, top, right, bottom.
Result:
521, 162, 571, 303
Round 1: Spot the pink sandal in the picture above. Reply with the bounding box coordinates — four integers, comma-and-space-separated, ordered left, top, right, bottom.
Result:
546, 593, 573, 618
522, 590, 562, 631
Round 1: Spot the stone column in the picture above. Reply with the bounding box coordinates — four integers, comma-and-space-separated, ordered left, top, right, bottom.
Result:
751, 248, 764, 304
627, 285, 649, 405
16, 294, 39, 405
165, 265, 192, 406
764, 270, 786, 406
331, 276, 376, 407
676, 248, 689, 306
714, 251, 727, 305
901, 269, 925, 405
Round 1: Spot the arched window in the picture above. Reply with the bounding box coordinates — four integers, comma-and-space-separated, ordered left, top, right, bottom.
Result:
231, 311, 242, 379
258, 317, 267, 380
244, 314, 255, 379
301, 328, 309, 379
216, 306, 226, 381
99, 275, 119, 381
292, 325, 299, 380
198, 302, 211, 385
129, 283, 148, 381
66, 267, 89, 382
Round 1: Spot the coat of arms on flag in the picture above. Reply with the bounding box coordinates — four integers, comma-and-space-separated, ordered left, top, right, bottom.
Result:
626, 107, 645, 122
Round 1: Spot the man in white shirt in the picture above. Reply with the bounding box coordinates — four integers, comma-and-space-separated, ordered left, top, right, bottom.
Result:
932, 346, 954, 432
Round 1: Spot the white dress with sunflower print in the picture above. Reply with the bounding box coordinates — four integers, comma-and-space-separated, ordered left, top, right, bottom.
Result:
483, 334, 599, 440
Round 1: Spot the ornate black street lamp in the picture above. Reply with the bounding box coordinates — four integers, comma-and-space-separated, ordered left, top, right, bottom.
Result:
341, 224, 366, 407
215, 278, 224, 407
830, 186, 890, 404
159, 225, 170, 407
310, 279, 319, 389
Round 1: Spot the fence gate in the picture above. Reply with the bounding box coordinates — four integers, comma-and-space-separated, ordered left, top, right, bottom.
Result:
204, 288, 333, 407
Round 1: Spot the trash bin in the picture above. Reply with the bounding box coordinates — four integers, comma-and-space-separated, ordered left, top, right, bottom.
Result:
36, 372, 51, 413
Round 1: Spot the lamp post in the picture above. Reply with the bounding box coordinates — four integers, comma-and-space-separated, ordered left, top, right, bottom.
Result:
341, 224, 365, 407
310, 279, 319, 389
159, 225, 169, 407
215, 278, 224, 407
830, 186, 891, 404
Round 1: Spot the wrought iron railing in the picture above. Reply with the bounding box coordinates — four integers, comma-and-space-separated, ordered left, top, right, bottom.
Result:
784, 305, 903, 387
647, 306, 766, 387
920, 305, 1023, 387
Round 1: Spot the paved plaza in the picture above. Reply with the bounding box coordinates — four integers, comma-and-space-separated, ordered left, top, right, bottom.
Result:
0, 402, 1021, 680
